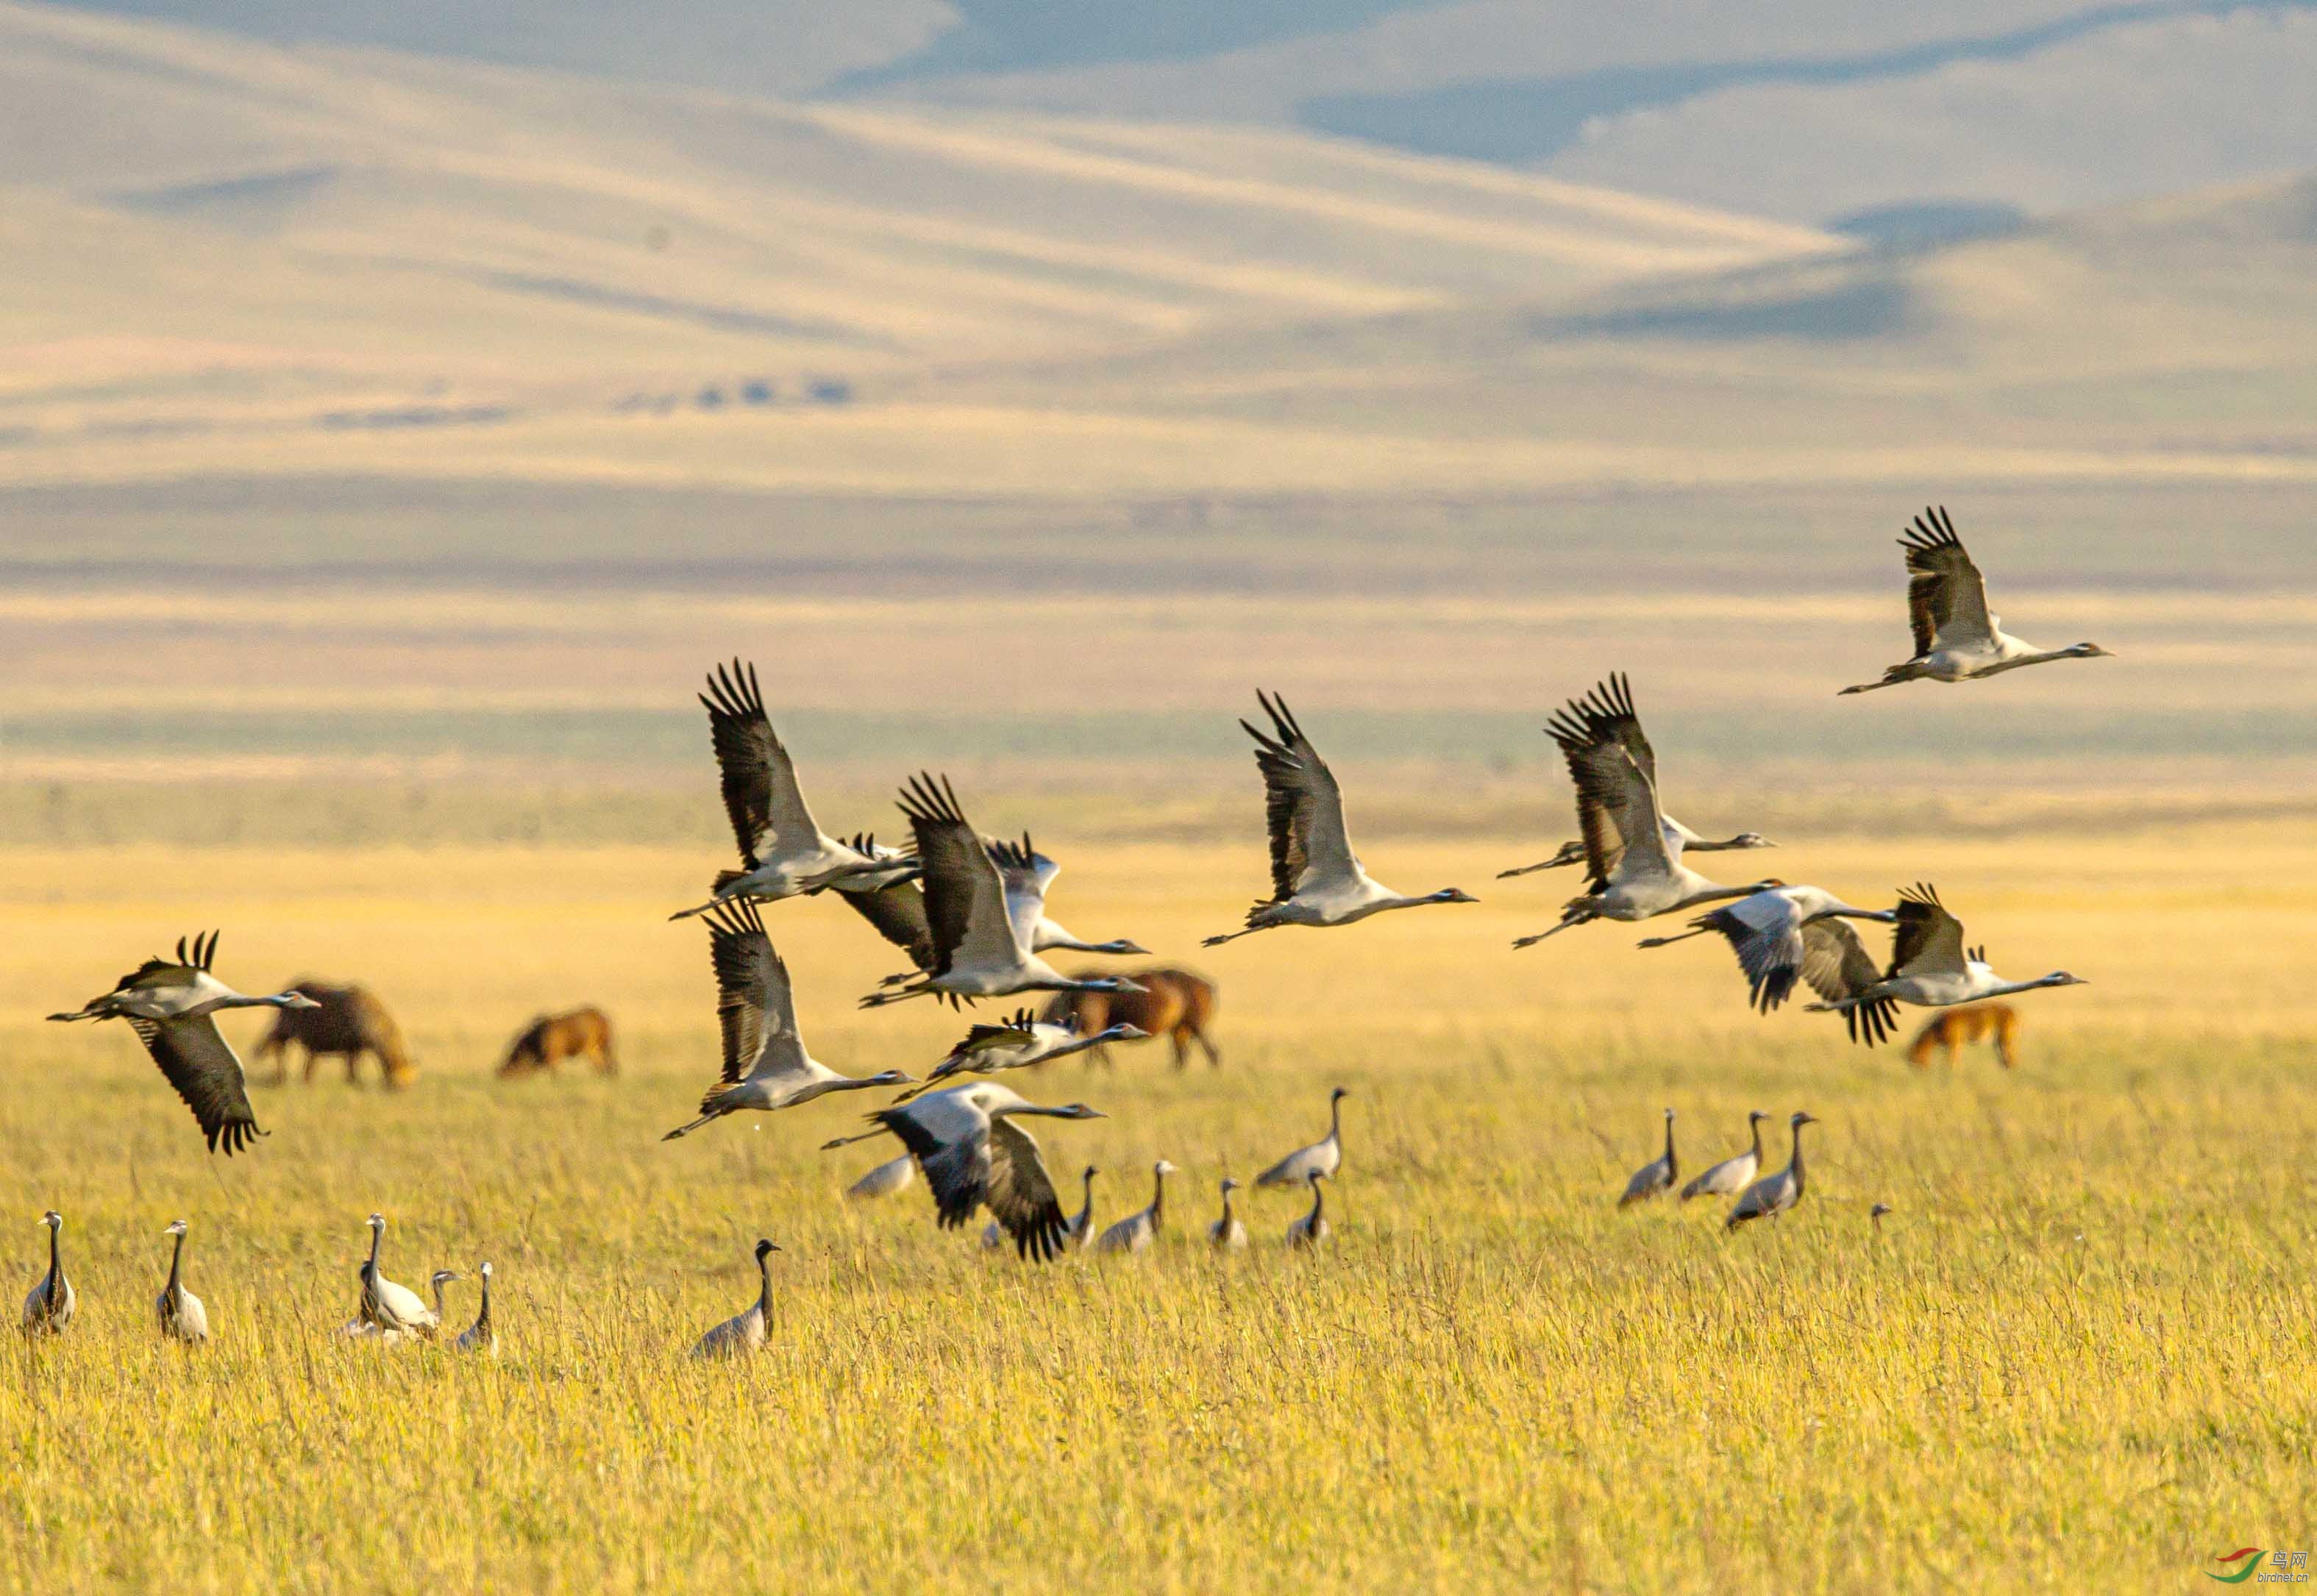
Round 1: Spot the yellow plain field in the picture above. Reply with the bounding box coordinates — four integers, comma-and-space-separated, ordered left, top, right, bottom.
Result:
3, 827, 2313, 1592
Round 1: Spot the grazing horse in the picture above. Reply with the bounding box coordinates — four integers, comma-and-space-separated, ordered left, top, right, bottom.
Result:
252, 980, 416, 1090
1042, 969, 1220, 1069
499, 1007, 618, 1078
1907, 1003, 2018, 1069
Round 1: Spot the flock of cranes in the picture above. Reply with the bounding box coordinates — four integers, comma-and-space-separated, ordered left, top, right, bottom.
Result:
26, 509, 2104, 1345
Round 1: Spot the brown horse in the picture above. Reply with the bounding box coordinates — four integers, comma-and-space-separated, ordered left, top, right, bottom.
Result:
1907, 1003, 2019, 1069
252, 980, 417, 1090
1042, 969, 1219, 1069
499, 1007, 618, 1078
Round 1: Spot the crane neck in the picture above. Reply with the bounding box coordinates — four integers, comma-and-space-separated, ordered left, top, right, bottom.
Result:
1328, 1097, 1343, 1142
366, 1225, 382, 1274
475, 1274, 492, 1331
49, 1225, 62, 1286
165, 1232, 184, 1294
1309, 1182, 1326, 1223
1789, 1123, 1809, 1186
756, 1253, 775, 1318
1748, 1119, 1763, 1161
1150, 1169, 1167, 1226
1662, 1117, 1676, 1164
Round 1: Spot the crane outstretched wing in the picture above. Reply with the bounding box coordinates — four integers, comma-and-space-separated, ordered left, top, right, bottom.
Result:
700, 660, 823, 868
1887, 883, 1968, 980
1707, 892, 1808, 1012
702, 897, 805, 1083
125, 1014, 264, 1155
1899, 507, 1995, 654
898, 774, 1021, 975
1240, 691, 1358, 903
1799, 919, 1898, 1046
840, 880, 939, 974
983, 1116, 1069, 1261
986, 834, 1054, 952
1547, 674, 1670, 890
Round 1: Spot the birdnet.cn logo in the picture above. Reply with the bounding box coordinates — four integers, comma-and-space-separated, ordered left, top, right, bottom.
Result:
2207, 1547, 2309, 1583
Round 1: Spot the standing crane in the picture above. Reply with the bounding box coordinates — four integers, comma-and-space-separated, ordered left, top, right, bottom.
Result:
1618, 1108, 1678, 1206
359, 1214, 439, 1339
1681, 1111, 1768, 1202
1255, 1086, 1348, 1189
1511, 677, 1779, 947
155, 1219, 208, 1343
1726, 1113, 1819, 1230
1203, 692, 1476, 946
1286, 1172, 1332, 1249
455, 1262, 496, 1355
1840, 507, 2113, 694
670, 660, 919, 919
662, 897, 911, 1139
1208, 1177, 1248, 1249
22, 1211, 74, 1336
692, 1239, 777, 1359
1095, 1161, 1178, 1253
48, 930, 318, 1154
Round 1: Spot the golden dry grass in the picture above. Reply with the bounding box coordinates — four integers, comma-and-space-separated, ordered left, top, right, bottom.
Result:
2, 826, 2313, 1592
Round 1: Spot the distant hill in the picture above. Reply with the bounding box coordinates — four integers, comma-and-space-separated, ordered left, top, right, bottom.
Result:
0, 1, 1834, 491
41, 0, 2317, 228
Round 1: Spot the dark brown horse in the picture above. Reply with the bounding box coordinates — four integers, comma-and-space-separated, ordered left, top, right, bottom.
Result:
499, 1007, 618, 1078
1042, 969, 1219, 1069
252, 980, 416, 1090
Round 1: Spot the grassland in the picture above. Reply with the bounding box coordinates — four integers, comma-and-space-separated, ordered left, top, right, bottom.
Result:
2, 822, 2313, 1593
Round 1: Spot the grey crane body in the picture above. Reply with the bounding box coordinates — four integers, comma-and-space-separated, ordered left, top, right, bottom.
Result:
1640, 886, 1898, 1013
1256, 1086, 1347, 1189
1204, 693, 1476, 947
1840, 508, 2113, 695
845, 1153, 917, 1200
156, 1219, 209, 1343
663, 897, 911, 1139
1064, 1165, 1100, 1250
1619, 1108, 1679, 1206
1208, 1178, 1248, 1250
1728, 1114, 1818, 1230
359, 1214, 439, 1339
821, 1083, 1105, 1262
861, 775, 1148, 1009
897, 1009, 1147, 1102
47, 930, 312, 1155
987, 835, 1150, 960
1286, 1172, 1332, 1248
455, 1261, 496, 1355
1500, 816, 1773, 880
1095, 1161, 1176, 1254
1803, 884, 2085, 1046
23, 1211, 74, 1336
671, 660, 920, 919
1512, 677, 1777, 949
1682, 1111, 1768, 1201
692, 1239, 777, 1359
